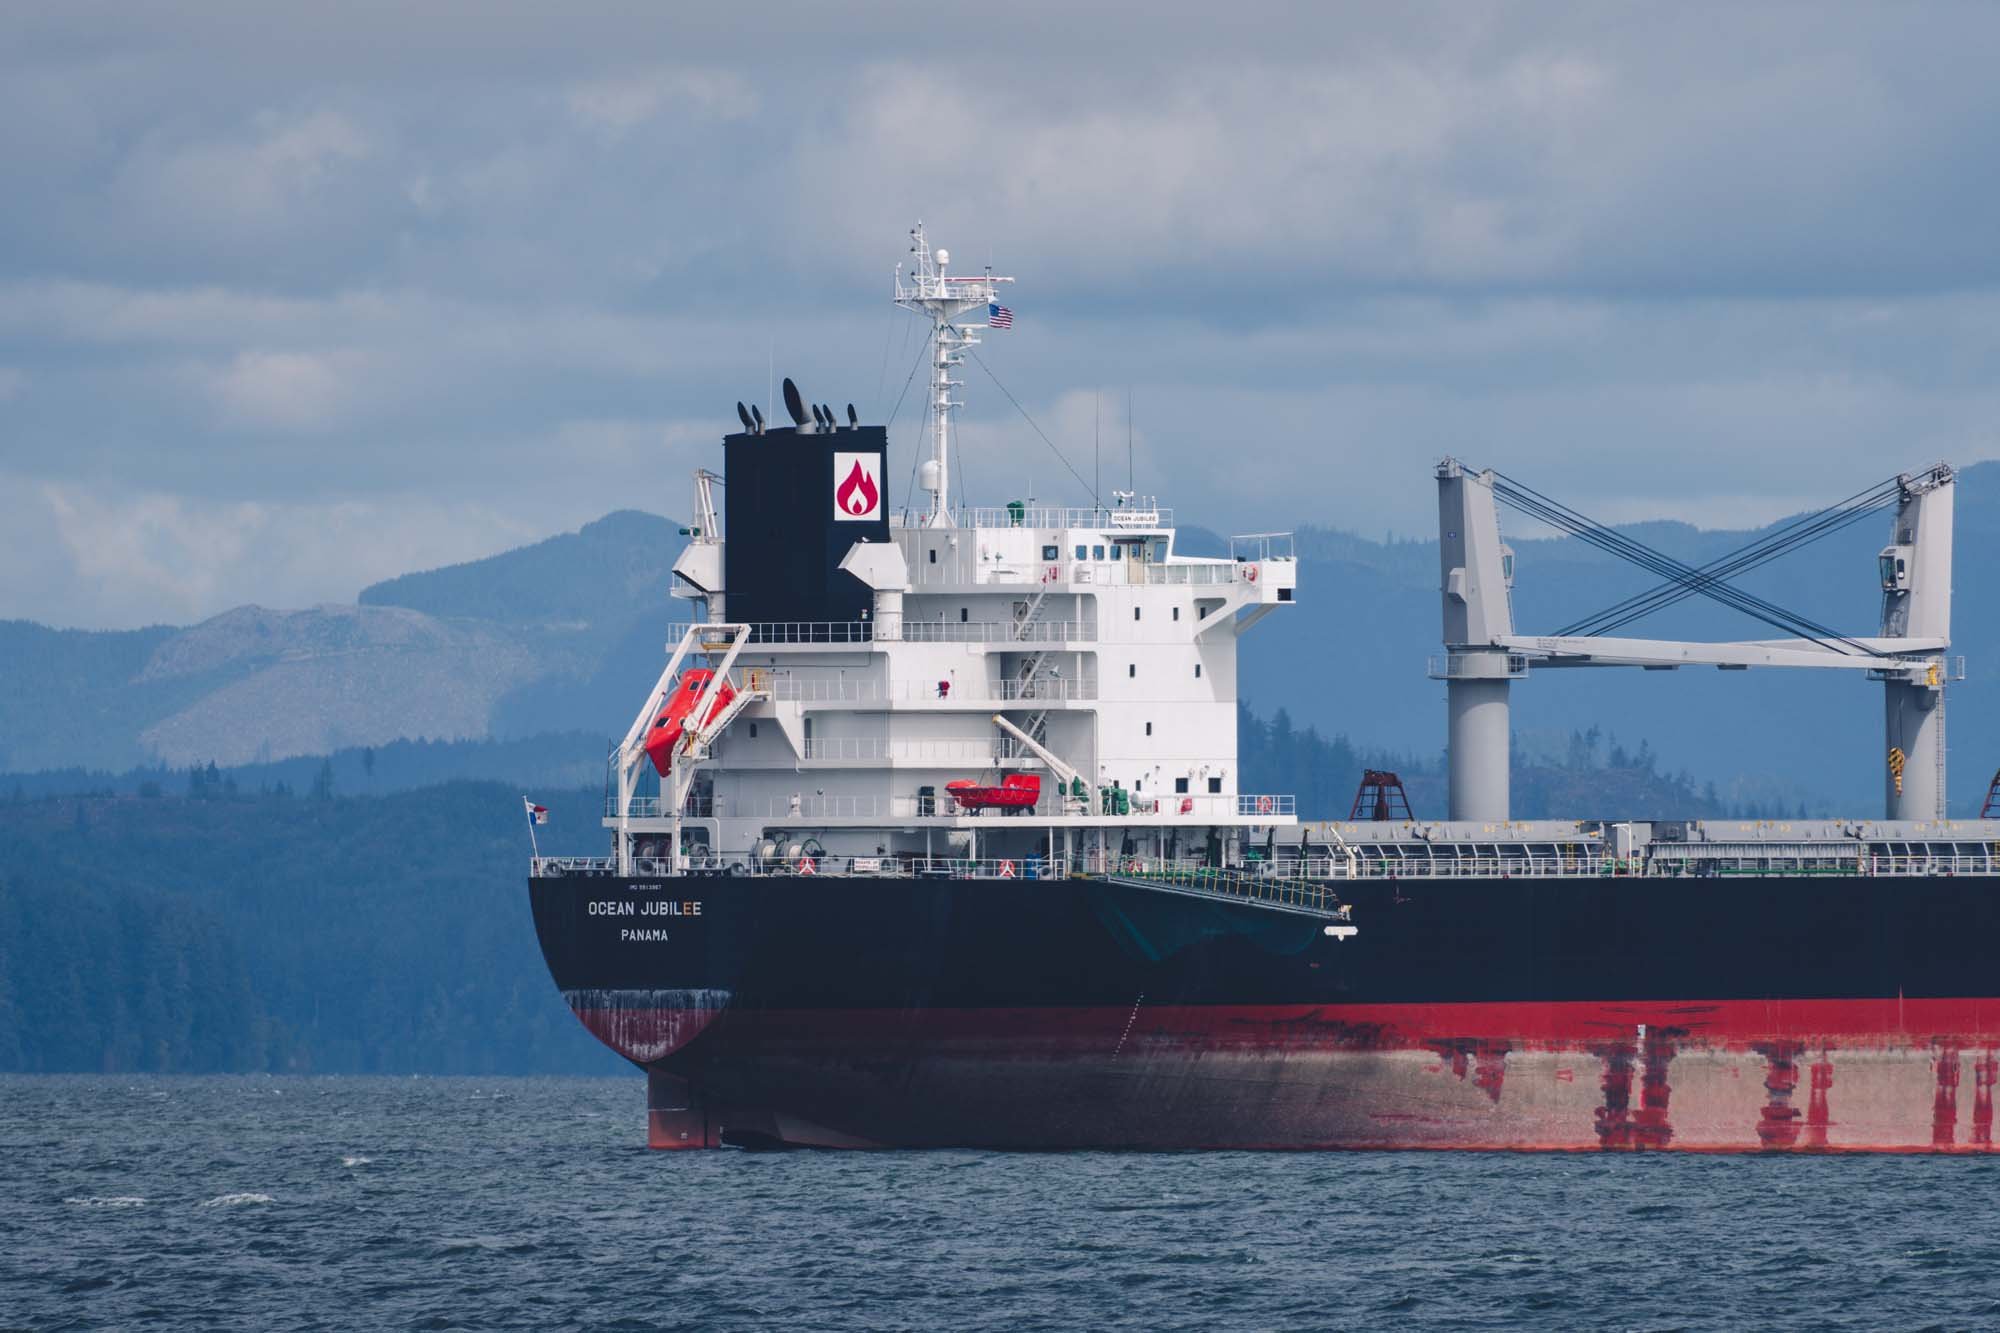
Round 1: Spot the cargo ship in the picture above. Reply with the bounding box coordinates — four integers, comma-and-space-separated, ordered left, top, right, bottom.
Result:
529, 224, 2000, 1151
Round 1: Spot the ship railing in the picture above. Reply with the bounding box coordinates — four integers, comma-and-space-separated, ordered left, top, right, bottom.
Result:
1235, 794, 1297, 817
664, 620, 1097, 646
1865, 853, 1996, 877
801, 737, 1004, 761
1099, 858, 1351, 919
1058, 561, 1240, 588
1427, 653, 1531, 681
1229, 532, 1296, 563
761, 676, 1096, 703
922, 504, 1176, 531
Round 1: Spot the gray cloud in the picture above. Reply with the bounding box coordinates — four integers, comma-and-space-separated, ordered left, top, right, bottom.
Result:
2, 2, 1998, 625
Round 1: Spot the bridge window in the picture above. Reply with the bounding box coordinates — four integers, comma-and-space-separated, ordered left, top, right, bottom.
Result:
1208, 777, 1222, 794
1075, 544, 1087, 559
1175, 777, 1189, 794
1042, 545, 1060, 560
1093, 545, 1106, 560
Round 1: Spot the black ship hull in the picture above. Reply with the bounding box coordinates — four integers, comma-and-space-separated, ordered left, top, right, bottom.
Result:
530, 869, 2000, 1151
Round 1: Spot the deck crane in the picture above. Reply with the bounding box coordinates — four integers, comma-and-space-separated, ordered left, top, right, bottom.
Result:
1435, 459, 1957, 822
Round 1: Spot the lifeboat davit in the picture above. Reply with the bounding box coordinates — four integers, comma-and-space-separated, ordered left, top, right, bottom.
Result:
643, 670, 737, 776
944, 773, 1042, 813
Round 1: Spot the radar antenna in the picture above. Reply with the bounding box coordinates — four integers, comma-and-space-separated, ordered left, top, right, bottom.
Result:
894, 221, 1013, 527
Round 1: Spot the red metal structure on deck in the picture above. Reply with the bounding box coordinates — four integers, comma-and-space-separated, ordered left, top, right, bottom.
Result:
1349, 769, 1414, 821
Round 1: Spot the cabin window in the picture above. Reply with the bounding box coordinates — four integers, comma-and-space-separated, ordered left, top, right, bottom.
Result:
1074, 544, 1087, 560
1093, 545, 1106, 560
928, 548, 938, 564
1194, 664, 1203, 678
1128, 664, 1136, 678
959, 607, 969, 622
1136, 779, 1143, 792
749, 723, 758, 738
1175, 777, 1189, 794
1042, 545, 1060, 560
1172, 606, 1180, 622
1133, 607, 1141, 622
1145, 722, 1153, 736
1152, 539, 1168, 562
1208, 777, 1222, 794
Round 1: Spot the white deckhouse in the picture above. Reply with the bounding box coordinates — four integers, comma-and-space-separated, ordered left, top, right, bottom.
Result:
605, 225, 1298, 878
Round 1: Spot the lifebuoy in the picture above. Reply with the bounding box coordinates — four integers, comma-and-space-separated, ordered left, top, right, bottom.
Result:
1045, 564, 1060, 583
998, 859, 1017, 879
1244, 565, 1259, 583
798, 856, 817, 876
1256, 795, 1275, 815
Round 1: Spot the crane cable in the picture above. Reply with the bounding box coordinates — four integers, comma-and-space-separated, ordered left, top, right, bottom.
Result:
1488, 473, 1885, 655
1558, 477, 1903, 637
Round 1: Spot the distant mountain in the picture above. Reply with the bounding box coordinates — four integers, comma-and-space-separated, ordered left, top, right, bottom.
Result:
0, 512, 683, 772
359, 509, 680, 628
5, 463, 1997, 814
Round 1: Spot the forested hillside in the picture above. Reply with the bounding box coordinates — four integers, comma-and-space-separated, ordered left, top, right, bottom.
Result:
0, 783, 620, 1076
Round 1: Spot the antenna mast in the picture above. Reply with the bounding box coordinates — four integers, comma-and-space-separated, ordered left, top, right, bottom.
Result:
894, 221, 1012, 527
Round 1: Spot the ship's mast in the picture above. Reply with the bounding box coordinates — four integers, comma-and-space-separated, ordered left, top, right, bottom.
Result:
894, 221, 1012, 527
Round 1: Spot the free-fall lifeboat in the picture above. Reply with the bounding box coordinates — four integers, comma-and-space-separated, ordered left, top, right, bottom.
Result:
643, 670, 736, 775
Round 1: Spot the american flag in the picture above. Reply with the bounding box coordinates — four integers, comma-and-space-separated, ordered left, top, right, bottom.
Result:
988, 302, 1013, 330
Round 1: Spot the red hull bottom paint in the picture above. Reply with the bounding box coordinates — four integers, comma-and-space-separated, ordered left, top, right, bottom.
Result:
575, 998, 2000, 1151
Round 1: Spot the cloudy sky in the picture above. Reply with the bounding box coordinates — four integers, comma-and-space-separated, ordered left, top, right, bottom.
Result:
3, 2, 1998, 627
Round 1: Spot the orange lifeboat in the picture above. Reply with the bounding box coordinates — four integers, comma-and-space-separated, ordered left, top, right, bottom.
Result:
643, 669, 737, 776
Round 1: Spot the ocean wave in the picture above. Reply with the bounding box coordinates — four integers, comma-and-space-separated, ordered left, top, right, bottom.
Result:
64, 1196, 145, 1208
341, 1155, 373, 1167
201, 1192, 275, 1208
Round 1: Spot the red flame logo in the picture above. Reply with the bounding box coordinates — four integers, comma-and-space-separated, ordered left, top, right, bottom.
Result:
836, 459, 879, 516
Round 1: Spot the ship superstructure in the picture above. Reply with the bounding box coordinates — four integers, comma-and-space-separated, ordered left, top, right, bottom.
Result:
606, 222, 1299, 882
529, 225, 2000, 1153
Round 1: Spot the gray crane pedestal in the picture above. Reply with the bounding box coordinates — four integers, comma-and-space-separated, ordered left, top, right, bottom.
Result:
1883, 677, 1944, 821
1435, 650, 1516, 823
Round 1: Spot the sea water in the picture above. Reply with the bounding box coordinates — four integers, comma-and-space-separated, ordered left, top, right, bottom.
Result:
4, 1075, 1999, 1331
